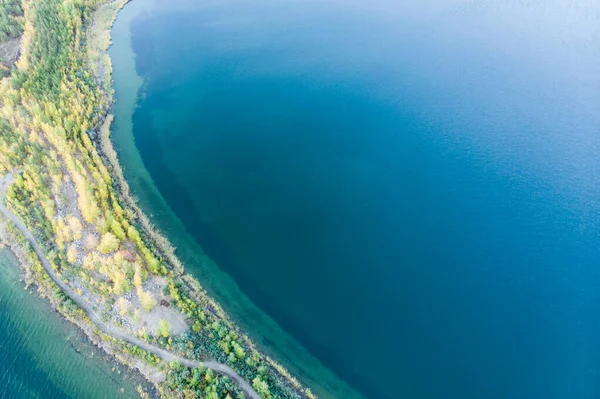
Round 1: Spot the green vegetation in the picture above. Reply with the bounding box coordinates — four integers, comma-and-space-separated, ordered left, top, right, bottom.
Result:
165, 363, 243, 399
0, 0, 22, 42
0, 0, 314, 398
157, 320, 170, 337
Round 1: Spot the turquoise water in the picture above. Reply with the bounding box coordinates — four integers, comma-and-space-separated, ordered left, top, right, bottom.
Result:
0, 248, 150, 398
111, 1, 358, 397
111, 1, 600, 398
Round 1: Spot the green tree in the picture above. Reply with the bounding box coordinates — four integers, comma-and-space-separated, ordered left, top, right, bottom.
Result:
252, 377, 271, 399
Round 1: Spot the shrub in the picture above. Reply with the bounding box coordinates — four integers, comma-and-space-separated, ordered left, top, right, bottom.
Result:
116, 297, 130, 315
158, 320, 170, 337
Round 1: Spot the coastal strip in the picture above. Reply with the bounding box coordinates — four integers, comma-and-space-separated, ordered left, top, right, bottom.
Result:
0, 0, 315, 398
0, 174, 260, 399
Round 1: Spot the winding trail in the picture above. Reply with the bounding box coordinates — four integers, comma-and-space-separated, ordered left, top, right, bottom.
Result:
0, 175, 260, 399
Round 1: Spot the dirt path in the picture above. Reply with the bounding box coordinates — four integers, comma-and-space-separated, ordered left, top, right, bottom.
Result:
0, 174, 260, 399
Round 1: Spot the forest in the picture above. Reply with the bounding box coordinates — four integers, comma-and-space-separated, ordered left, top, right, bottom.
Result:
0, 0, 313, 398
0, 0, 22, 41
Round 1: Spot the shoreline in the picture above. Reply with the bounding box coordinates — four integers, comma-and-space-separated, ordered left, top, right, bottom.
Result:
0, 189, 159, 399
0, 0, 242, 395
0, 166, 164, 398
0, 246, 154, 398
0, 174, 259, 398
100, 0, 324, 394
106, 2, 364, 398
0, 0, 316, 398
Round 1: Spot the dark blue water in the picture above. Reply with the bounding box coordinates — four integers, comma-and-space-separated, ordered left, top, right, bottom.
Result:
124, 1, 600, 398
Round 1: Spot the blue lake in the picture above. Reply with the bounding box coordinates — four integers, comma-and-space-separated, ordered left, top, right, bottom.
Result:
111, 1, 600, 398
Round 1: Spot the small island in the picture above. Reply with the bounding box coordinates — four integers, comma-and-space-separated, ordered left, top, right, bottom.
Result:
0, 0, 314, 398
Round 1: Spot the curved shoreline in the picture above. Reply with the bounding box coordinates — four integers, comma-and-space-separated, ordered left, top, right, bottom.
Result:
0, 0, 346, 397
0, 174, 260, 399
106, 2, 363, 398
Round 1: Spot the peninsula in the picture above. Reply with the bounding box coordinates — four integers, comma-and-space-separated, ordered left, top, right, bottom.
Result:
0, 0, 313, 398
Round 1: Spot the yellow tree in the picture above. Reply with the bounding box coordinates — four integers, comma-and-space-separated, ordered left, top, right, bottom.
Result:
66, 215, 82, 240
97, 231, 119, 253
138, 289, 155, 311
66, 244, 78, 264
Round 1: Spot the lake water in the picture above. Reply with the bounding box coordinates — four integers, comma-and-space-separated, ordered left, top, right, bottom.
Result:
0, 248, 150, 398
111, 1, 600, 398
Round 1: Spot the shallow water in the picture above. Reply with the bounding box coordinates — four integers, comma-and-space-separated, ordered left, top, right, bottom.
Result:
0, 248, 149, 398
112, 1, 600, 398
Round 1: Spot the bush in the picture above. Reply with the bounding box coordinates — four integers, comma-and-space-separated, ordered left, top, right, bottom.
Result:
158, 320, 170, 337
